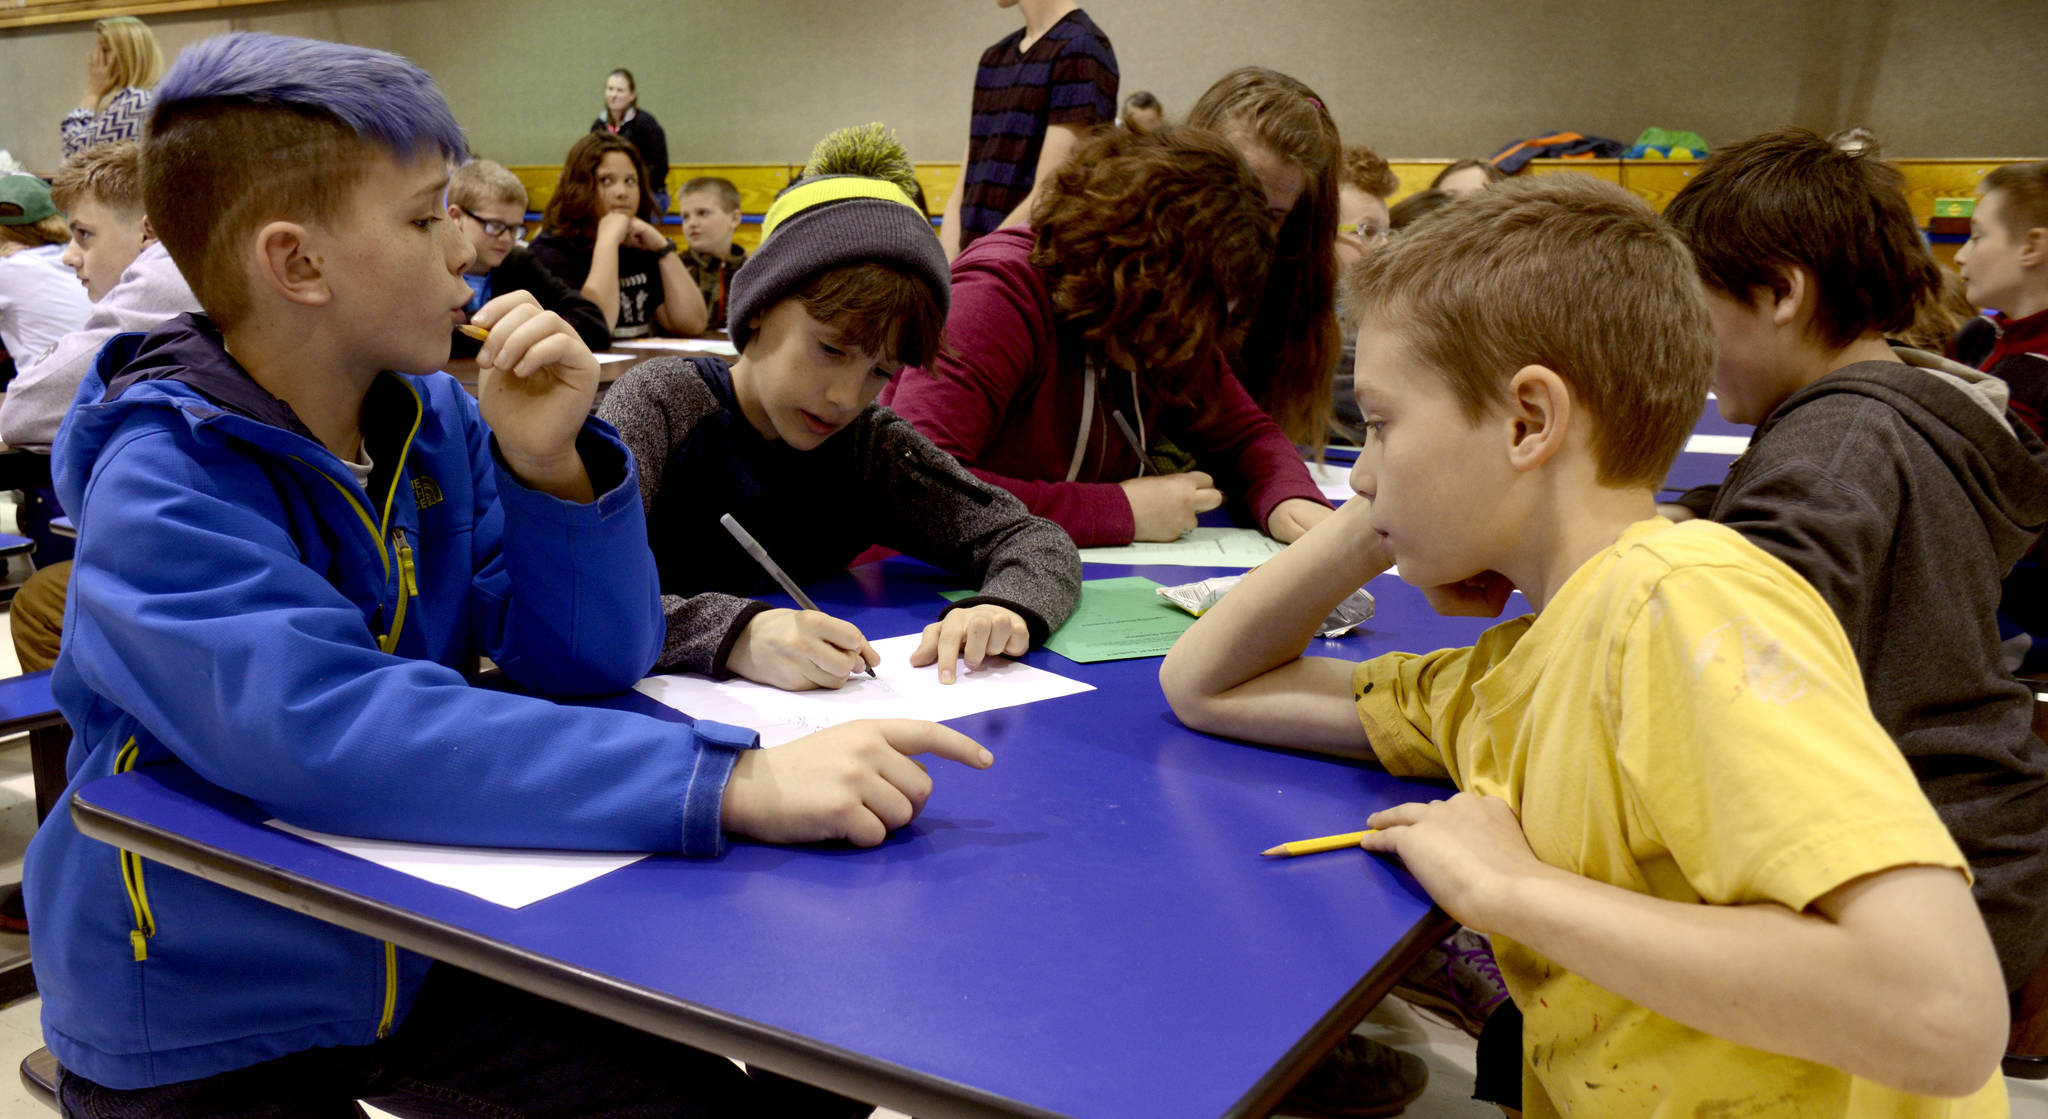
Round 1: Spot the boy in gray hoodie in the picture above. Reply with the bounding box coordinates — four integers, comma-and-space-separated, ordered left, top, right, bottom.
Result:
1665, 129, 2048, 1010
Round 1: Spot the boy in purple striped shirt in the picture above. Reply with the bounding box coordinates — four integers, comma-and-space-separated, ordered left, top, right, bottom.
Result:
938, 0, 1117, 259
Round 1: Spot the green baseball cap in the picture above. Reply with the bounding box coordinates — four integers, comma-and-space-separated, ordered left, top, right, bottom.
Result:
0, 175, 58, 226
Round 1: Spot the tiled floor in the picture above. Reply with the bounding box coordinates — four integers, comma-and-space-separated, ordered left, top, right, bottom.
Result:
0, 562, 2039, 1117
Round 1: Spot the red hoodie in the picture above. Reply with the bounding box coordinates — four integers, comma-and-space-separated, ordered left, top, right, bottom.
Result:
1972, 306, 2048, 439
882, 228, 1328, 546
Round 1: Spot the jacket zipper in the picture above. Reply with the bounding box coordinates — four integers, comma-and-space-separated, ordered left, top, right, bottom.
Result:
386, 527, 418, 653
286, 380, 425, 1026
112, 737, 156, 961
377, 941, 399, 1037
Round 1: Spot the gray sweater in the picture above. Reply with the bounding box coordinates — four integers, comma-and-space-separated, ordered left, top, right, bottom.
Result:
1708, 350, 2048, 990
598, 355, 1082, 676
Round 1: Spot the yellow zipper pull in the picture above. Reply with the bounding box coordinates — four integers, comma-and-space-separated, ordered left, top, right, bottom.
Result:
395, 529, 418, 599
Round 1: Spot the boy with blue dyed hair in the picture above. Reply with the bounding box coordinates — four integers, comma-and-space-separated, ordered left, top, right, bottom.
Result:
27, 32, 986, 1116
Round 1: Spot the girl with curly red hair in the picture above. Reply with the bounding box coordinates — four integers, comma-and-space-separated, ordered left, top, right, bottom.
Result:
883, 126, 1331, 547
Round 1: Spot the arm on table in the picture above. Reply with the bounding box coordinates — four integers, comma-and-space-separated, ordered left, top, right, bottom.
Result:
1171, 359, 1332, 540
1160, 498, 1391, 757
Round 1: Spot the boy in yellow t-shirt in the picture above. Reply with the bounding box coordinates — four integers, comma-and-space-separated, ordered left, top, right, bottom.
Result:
1160, 175, 2010, 1115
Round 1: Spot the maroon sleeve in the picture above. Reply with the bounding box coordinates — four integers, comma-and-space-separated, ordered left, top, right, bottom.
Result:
884, 250, 1138, 546
1173, 354, 1332, 529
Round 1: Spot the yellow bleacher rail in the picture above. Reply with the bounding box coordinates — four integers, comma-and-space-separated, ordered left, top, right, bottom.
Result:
501, 157, 2034, 260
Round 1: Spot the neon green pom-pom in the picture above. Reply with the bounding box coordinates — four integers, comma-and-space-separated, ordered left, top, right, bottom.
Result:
803, 123, 918, 197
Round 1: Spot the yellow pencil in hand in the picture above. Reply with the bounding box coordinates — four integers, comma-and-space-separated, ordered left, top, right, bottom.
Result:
456, 323, 489, 341
1261, 829, 1377, 857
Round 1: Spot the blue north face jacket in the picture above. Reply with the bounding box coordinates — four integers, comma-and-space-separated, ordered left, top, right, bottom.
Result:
26, 314, 751, 1089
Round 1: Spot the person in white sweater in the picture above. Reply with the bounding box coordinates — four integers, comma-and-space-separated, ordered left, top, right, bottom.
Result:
2, 142, 198, 451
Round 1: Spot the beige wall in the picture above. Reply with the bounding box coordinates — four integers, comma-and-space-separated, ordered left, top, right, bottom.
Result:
4, 0, 2042, 175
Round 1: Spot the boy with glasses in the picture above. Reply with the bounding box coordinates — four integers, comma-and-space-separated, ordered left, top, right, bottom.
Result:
448, 158, 609, 359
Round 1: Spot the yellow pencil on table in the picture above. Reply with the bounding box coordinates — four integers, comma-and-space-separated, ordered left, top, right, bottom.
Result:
1261, 829, 1377, 857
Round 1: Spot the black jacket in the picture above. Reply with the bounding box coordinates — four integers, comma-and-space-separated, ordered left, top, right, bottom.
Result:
451, 245, 611, 359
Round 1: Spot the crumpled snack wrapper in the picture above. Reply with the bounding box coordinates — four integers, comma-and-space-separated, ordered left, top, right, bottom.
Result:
1156, 576, 1375, 638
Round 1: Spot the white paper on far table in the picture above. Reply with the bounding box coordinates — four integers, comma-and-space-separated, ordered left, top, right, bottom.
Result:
594, 352, 637, 366
264, 821, 646, 908
1306, 460, 1356, 503
1076, 527, 1288, 568
1685, 433, 1749, 455
611, 337, 740, 356
633, 632, 1094, 747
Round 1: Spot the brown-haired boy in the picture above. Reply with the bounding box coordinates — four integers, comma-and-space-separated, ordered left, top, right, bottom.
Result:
599, 125, 1079, 690
446, 157, 609, 360
28, 33, 986, 1114
1663, 130, 2048, 1024
1334, 144, 1396, 270
1, 141, 200, 698
1955, 160, 2048, 435
1161, 174, 2010, 1112
1331, 143, 1400, 444
1956, 160, 2048, 684
676, 174, 747, 329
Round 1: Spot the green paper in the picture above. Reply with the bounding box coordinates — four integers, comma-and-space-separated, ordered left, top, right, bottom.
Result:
947, 576, 1196, 663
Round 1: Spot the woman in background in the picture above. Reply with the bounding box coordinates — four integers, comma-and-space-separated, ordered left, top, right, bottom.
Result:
592, 68, 671, 216
61, 17, 164, 157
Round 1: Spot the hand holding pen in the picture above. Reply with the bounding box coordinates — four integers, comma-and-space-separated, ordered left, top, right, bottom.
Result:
720, 514, 879, 690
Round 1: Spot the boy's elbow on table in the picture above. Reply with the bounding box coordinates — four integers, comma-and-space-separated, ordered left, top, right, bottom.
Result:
1158, 640, 1230, 735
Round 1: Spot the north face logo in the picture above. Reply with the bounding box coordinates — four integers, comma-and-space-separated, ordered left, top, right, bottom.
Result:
412, 476, 444, 509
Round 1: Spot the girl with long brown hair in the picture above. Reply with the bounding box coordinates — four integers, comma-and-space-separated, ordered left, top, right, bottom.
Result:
884, 126, 1330, 548
530, 132, 706, 339
1187, 67, 1344, 449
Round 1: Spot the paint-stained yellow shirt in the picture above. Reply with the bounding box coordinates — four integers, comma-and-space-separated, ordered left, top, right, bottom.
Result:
1354, 517, 2003, 1117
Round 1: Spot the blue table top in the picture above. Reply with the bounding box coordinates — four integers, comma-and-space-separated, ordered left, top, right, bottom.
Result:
75, 559, 1502, 1119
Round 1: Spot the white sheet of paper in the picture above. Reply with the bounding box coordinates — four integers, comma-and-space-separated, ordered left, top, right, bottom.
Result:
264, 820, 646, 909
594, 352, 637, 366
1076, 527, 1289, 568
611, 337, 740, 356
1306, 460, 1356, 503
1686, 433, 1749, 455
633, 632, 1094, 747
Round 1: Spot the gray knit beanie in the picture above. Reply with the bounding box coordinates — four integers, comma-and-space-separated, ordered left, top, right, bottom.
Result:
726, 124, 949, 352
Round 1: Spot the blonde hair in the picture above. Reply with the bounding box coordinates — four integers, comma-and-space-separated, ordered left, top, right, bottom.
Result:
52, 141, 145, 215
450, 158, 527, 214
1342, 174, 1713, 488
95, 18, 165, 105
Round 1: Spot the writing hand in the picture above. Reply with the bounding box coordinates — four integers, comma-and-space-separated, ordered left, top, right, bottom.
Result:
1119, 470, 1224, 541
729, 608, 880, 691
